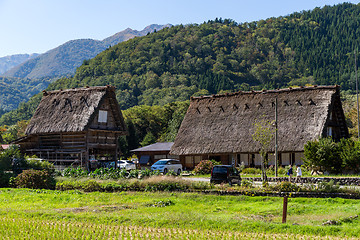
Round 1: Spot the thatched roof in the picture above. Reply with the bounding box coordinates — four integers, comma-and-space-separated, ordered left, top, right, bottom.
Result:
170, 86, 348, 155
25, 86, 126, 135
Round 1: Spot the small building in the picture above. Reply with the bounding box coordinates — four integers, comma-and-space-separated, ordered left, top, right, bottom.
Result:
170, 86, 348, 169
15, 86, 127, 169
130, 142, 178, 166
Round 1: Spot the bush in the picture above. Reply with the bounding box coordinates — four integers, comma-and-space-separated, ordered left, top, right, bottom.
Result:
0, 171, 13, 187
304, 137, 341, 173
269, 181, 300, 192
82, 180, 102, 192
242, 168, 262, 174
193, 160, 213, 175
55, 176, 211, 192
25, 158, 55, 173
0, 145, 25, 172
317, 180, 340, 193
241, 179, 254, 188
14, 169, 56, 189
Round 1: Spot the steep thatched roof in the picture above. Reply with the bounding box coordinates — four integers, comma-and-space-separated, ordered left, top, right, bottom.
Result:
170, 86, 348, 155
25, 86, 126, 135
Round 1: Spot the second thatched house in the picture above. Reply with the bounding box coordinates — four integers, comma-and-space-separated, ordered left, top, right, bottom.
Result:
170, 86, 348, 169
15, 86, 127, 169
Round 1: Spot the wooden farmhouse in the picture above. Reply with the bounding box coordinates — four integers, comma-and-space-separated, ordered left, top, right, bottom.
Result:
170, 86, 349, 169
15, 86, 127, 169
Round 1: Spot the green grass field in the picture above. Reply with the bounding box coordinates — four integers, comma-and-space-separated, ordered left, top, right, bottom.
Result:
1, 188, 360, 239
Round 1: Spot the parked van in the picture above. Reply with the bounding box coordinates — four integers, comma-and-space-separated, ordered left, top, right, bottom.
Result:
210, 165, 241, 185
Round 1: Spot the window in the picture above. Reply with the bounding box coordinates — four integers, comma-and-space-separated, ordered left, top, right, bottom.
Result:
98, 110, 108, 123
327, 127, 333, 137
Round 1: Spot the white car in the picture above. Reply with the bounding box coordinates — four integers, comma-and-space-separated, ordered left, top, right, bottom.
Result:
151, 159, 182, 175
117, 160, 136, 170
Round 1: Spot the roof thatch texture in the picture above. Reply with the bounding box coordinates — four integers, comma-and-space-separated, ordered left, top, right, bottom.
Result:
25, 86, 126, 135
170, 86, 345, 155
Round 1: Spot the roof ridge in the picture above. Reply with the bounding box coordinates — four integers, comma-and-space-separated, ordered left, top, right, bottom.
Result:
43, 85, 115, 96
190, 85, 340, 101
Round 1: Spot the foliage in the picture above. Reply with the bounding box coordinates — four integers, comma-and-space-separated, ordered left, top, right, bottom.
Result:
0, 145, 25, 172
242, 168, 262, 175
14, 169, 56, 189
25, 158, 54, 173
56, 176, 209, 192
0, 171, 13, 187
193, 160, 214, 175
252, 118, 275, 183
240, 179, 254, 188
338, 138, 360, 172
61, 167, 179, 180
269, 181, 300, 192
316, 180, 341, 193
304, 137, 359, 174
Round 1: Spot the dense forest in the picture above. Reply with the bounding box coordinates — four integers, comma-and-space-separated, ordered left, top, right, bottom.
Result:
0, 77, 52, 111
1, 3, 360, 153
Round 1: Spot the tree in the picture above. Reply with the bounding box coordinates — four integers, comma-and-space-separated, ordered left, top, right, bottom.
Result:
304, 137, 341, 174
252, 118, 275, 183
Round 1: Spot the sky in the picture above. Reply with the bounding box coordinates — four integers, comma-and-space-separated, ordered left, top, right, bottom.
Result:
0, 0, 359, 58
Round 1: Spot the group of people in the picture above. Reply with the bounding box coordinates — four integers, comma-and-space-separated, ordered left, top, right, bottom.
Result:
287, 164, 302, 182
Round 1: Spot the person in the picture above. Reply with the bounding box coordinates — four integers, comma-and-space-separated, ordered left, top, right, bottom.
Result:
287, 165, 293, 182
296, 165, 302, 182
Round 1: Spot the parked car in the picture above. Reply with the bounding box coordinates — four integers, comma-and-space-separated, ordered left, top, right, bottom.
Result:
151, 159, 182, 175
117, 160, 136, 170
210, 165, 241, 185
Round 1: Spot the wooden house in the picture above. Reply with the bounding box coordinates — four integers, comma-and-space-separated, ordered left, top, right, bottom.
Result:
15, 86, 127, 169
170, 86, 348, 169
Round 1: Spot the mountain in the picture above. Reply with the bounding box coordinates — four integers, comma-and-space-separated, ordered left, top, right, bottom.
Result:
1, 3, 360, 127
1, 24, 171, 79
0, 76, 51, 111
103, 24, 172, 47
0, 54, 39, 75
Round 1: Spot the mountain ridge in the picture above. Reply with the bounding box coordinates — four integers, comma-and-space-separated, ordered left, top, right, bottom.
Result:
1, 24, 171, 79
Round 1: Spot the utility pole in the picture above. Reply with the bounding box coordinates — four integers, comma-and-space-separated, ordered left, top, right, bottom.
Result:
275, 97, 278, 177
355, 50, 360, 139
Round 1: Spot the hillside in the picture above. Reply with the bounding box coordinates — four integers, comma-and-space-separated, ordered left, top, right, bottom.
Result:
0, 77, 51, 111
1, 24, 171, 79
0, 54, 39, 75
1, 3, 360, 127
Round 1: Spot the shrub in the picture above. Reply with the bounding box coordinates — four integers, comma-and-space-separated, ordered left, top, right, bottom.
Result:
242, 168, 262, 174
269, 181, 300, 192
14, 169, 56, 189
241, 179, 253, 188
62, 167, 88, 178
304, 137, 341, 173
0, 145, 25, 172
0, 171, 13, 187
25, 158, 55, 173
82, 180, 102, 192
317, 180, 340, 193
193, 160, 213, 175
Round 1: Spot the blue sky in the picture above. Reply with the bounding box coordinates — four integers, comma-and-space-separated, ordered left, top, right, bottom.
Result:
0, 0, 359, 57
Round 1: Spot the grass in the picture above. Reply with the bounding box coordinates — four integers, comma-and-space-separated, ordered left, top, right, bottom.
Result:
1, 188, 360, 239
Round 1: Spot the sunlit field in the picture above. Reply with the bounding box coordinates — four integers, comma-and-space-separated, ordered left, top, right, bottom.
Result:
1, 189, 360, 239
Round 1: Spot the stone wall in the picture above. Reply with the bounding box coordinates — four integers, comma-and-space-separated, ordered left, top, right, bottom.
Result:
242, 177, 360, 186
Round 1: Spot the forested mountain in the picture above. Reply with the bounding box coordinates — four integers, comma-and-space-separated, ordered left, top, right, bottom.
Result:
0, 77, 51, 111
1, 3, 360, 128
0, 54, 39, 74
1, 24, 171, 79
